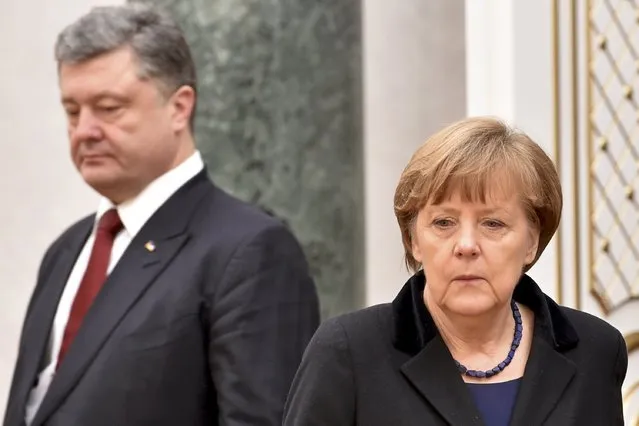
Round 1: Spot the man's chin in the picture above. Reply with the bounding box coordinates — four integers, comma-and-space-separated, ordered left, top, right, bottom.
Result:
80, 171, 124, 198
81, 168, 113, 184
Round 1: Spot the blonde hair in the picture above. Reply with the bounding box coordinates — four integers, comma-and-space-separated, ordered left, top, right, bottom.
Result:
394, 116, 562, 272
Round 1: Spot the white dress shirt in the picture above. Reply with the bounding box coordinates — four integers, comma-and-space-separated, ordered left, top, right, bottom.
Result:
25, 151, 204, 425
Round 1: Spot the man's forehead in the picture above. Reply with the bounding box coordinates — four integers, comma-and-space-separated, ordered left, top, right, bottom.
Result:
60, 46, 140, 78
58, 48, 144, 100
61, 45, 137, 72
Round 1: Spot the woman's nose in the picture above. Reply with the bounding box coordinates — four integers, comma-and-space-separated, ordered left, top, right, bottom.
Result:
454, 227, 479, 258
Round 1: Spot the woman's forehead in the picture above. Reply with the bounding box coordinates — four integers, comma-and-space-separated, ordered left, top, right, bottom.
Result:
429, 171, 523, 205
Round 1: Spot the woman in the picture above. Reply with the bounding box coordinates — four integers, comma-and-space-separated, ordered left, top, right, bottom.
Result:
283, 117, 628, 425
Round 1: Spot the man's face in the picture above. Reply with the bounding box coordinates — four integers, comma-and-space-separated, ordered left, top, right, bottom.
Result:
59, 46, 192, 203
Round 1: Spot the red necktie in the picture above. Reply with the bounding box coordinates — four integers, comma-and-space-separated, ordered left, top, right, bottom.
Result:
57, 208, 123, 368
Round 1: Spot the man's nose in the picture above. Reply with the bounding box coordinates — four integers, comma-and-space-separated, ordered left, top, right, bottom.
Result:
71, 109, 103, 142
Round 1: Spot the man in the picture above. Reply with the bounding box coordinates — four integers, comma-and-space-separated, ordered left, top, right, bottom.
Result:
3, 4, 319, 426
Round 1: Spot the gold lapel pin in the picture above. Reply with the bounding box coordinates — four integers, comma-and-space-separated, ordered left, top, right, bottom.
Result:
144, 241, 156, 252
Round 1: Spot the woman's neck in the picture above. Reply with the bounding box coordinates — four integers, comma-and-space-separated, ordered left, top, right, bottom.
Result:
424, 292, 516, 361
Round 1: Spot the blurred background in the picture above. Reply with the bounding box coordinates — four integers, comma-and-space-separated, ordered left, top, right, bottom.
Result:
1, 0, 638, 422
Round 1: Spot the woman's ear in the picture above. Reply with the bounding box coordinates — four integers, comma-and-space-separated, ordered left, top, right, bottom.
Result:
410, 214, 423, 264
524, 226, 540, 265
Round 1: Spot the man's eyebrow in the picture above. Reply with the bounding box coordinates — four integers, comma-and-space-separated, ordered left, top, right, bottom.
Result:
61, 91, 129, 104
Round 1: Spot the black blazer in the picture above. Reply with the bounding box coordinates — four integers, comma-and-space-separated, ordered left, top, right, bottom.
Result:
284, 271, 628, 426
4, 170, 320, 426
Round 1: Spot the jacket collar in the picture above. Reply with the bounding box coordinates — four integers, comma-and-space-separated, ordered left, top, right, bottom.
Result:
391, 270, 579, 356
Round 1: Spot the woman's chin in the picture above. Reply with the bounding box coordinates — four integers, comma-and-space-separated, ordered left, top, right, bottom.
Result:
443, 293, 500, 317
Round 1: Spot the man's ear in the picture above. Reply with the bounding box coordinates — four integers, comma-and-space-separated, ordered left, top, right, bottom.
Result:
169, 85, 195, 132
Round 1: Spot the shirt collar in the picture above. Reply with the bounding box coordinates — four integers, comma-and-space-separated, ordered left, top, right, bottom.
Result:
94, 150, 204, 238
391, 270, 580, 356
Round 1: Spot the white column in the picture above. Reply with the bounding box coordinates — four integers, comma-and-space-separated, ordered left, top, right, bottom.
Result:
467, 2, 639, 421
465, 0, 558, 298
0, 0, 122, 417
465, 0, 515, 121
362, 0, 467, 306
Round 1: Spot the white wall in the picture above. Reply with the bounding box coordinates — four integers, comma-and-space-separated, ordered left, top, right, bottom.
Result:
467, 1, 639, 420
0, 0, 468, 415
362, 0, 467, 306
0, 0, 122, 418
465, 0, 558, 298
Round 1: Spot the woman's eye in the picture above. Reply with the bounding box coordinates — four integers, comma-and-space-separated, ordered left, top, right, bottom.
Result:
433, 219, 454, 228
484, 220, 504, 229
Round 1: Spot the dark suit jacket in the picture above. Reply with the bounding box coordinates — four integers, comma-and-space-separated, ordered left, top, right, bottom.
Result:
4, 170, 320, 426
284, 271, 628, 426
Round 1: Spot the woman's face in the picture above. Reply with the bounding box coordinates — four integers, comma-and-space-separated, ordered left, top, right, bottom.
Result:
411, 184, 540, 316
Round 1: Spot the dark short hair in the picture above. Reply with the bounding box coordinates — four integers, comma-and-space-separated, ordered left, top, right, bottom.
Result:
55, 3, 198, 126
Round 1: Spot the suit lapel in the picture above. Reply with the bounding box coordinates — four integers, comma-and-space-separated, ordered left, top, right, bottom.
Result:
31, 172, 212, 426
5, 221, 91, 426
392, 272, 580, 426
509, 332, 576, 426
401, 335, 485, 426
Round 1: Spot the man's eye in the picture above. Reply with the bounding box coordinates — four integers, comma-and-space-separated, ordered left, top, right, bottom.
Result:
98, 105, 121, 113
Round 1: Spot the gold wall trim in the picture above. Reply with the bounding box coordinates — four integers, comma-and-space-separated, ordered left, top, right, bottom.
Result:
624, 330, 639, 423
570, 0, 581, 311
552, 0, 563, 305
584, 0, 639, 314
553, 0, 581, 309
585, 0, 597, 313
623, 379, 639, 426
624, 381, 639, 405
626, 332, 639, 354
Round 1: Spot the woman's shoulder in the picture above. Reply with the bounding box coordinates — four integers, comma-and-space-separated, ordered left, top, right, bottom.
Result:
319, 303, 394, 333
309, 304, 395, 351
556, 305, 628, 386
556, 304, 624, 349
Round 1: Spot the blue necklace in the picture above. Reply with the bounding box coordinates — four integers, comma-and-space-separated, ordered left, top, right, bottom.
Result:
454, 300, 523, 378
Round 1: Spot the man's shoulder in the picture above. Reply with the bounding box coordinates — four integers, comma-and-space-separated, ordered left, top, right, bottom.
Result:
34, 213, 94, 282
46, 213, 94, 253
196, 183, 294, 240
